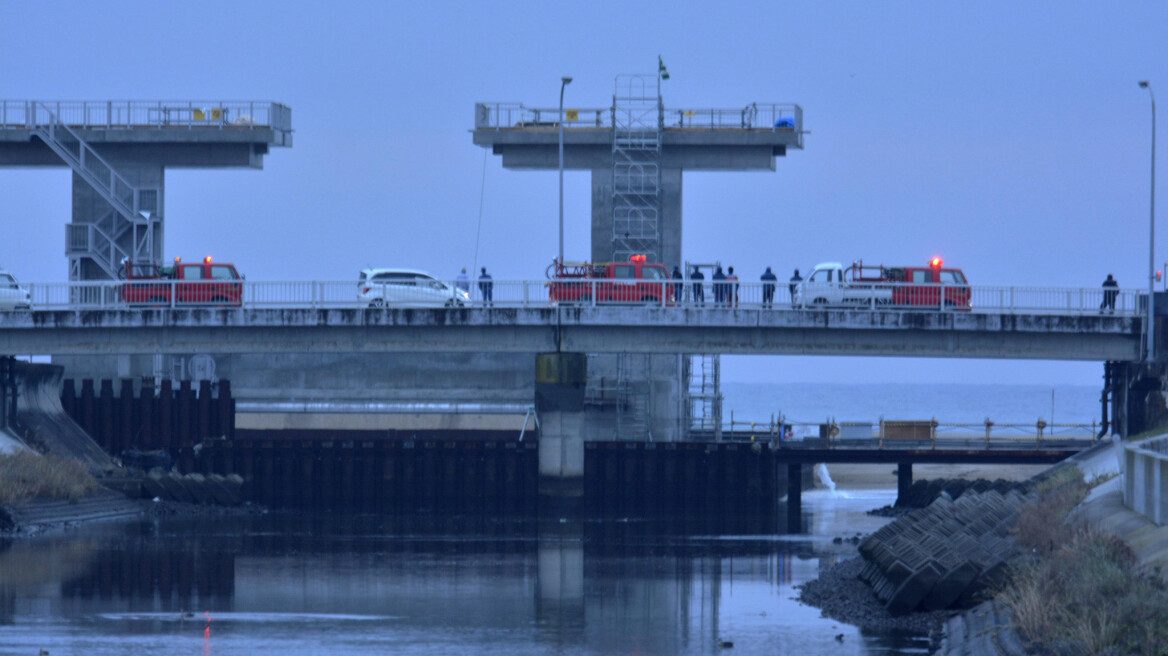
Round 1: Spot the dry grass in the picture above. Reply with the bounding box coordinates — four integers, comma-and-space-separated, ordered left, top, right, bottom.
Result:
0, 451, 99, 505
1013, 466, 1089, 555
1001, 469, 1168, 655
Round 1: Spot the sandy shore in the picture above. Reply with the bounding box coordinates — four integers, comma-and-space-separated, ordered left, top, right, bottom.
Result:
819, 463, 1049, 490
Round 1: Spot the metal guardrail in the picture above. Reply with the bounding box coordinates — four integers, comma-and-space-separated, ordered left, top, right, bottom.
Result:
474, 102, 802, 132
713, 415, 1101, 450
0, 100, 292, 133
3, 280, 1144, 316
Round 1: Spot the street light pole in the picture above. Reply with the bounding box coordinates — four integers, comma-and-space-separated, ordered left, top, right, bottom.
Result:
558, 76, 573, 269
1141, 80, 1157, 361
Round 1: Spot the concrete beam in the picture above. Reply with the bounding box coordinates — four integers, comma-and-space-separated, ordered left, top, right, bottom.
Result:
0, 135, 280, 168
0, 307, 1142, 360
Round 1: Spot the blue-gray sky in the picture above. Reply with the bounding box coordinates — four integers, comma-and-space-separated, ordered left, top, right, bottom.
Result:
1, 0, 1164, 385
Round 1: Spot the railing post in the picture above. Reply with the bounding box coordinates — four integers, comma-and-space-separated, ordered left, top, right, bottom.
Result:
170, 280, 176, 309
591, 280, 596, 306
523, 281, 529, 307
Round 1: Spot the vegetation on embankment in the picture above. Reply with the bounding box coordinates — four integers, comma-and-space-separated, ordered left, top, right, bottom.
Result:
0, 451, 98, 505
1000, 467, 1168, 655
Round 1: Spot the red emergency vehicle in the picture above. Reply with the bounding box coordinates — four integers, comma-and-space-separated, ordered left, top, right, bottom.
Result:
799, 257, 971, 309
547, 256, 673, 305
120, 256, 244, 306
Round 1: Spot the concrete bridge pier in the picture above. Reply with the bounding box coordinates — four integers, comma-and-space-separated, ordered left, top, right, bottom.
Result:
535, 353, 588, 508
898, 462, 913, 502
786, 463, 802, 534
1110, 361, 1168, 437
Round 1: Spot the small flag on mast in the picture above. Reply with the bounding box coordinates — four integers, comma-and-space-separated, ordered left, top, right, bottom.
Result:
658, 56, 670, 80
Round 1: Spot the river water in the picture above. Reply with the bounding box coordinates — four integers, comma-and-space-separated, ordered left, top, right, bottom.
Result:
0, 383, 1087, 655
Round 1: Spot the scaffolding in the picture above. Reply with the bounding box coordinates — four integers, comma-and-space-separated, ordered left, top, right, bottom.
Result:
687, 354, 722, 440
611, 74, 661, 263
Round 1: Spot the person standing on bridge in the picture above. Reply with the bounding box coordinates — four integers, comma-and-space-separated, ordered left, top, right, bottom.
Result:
712, 266, 727, 307
760, 266, 777, 308
456, 268, 470, 295
789, 269, 802, 307
691, 266, 705, 307
671, 264, 684, 304
1101, 274, 1119, 314
479, 267, 493, 307
727, 266, 739, 308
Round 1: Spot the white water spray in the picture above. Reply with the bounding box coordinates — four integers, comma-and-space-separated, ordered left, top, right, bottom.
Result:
814, 463, 836, 491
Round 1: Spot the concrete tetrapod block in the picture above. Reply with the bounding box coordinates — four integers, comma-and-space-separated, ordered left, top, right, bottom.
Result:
886, 559, 944, 616
159, 472, 196, 504
921, 559, 982, 611
206, 474, 243, 506
142, 472, 169, 500
183, 473, 217, 505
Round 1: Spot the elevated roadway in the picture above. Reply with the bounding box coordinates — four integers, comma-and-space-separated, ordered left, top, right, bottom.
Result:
0, 305, 1139, 360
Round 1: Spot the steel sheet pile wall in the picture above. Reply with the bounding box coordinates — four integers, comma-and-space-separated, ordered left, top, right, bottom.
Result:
584, 441, 778, 514
197, 439, 540, 512
61, 378, 233, 471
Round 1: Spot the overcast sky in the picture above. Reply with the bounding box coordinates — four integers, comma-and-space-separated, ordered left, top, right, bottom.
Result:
1, 0, 1164, 386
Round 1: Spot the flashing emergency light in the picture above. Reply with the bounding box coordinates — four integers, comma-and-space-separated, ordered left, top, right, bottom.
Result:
204, 256, 213, 264
929, 256, 943, 268
174, 257, 181, 263
630, 254, 647, 262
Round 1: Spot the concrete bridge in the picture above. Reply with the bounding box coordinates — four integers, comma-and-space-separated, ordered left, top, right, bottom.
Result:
0, 304, 1141, 360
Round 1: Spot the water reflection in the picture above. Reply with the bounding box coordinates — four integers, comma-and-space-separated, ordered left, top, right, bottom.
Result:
0, 496, 920, 655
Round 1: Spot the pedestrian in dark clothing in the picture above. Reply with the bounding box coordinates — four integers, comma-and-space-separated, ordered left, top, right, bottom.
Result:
1101, 274, 1118, 314
691, 266, 705, 306
761, 267, 777, 308
712, 266, 727, 307
727, 266, 739, 308
479, 267, 493, 306
789, 269, 802, 307
671, 264, 684, 304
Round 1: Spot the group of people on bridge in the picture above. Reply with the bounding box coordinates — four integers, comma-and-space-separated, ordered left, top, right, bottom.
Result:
671, 264, 802, 309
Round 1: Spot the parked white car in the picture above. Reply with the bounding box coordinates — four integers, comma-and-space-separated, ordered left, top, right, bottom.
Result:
0, 270, 31, 310
358, 268, 469, 308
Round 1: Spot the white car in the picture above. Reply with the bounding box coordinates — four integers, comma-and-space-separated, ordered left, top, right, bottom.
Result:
358, 268, 470, 308
0, 270, 31, 310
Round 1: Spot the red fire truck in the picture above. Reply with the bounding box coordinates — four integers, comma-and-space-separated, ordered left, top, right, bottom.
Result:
797, 257, 971, 309
120, 256, 244, 306
547, 256, 673, 305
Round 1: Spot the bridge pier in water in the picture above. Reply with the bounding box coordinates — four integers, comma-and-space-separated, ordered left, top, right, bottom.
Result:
535, 353, 588, 508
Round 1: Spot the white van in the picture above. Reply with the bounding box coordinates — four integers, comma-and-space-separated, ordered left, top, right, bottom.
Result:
358, 268, 469, 308
0, 270, 31, 310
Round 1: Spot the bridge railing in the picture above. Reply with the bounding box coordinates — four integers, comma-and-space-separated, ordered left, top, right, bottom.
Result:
7, 279, 1143, 317
715, 415, 1100, 451
0, 100, 291, 133
474, 102, 802, 132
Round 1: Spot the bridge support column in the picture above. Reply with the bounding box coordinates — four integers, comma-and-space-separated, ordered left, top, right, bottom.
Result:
535, 353, 587, 506
590, 167, 682, 266
69, 164, 164, 281
786, 462, 802, 534
1113, 362, 1168, 437
897, 462, 913, 504
0, 356, 15, 432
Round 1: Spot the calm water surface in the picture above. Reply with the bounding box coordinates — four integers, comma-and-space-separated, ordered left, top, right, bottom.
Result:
0, 489, 927, 656
4, 383, 1066, 654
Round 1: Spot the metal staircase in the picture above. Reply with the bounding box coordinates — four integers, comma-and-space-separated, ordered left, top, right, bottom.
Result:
686, 354, 722, 440
29, 102, 160, 280
611, 75, 662, 262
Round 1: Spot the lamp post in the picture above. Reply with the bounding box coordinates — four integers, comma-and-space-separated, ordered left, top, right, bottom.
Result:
1140, 81, 1157, 361
558, 76, 572, 269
